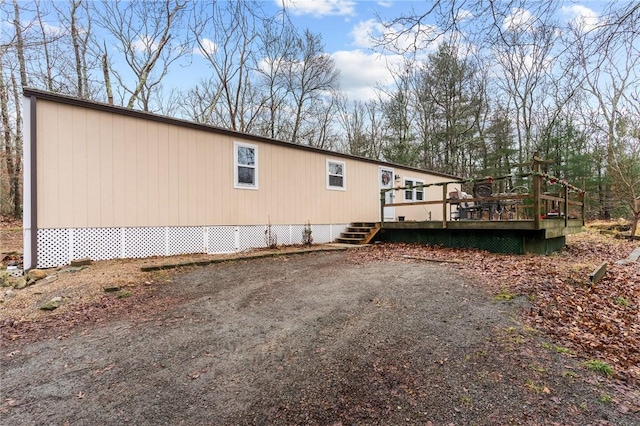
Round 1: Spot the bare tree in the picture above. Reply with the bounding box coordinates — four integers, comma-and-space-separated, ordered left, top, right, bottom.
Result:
491, 12, 560, 175
285, 30, 340, 146
566, 7, 640, 219
97, 0, 191, 111
253, 11, 297, 140
190, 0, 264, 131
50, 0, 94, 98
337, 96, 388, 160
12, 0, 28, 88
607, 119, 640, 236
29, 0, 95, 97
0, 0, 29, 217
0, 51, 13, 213
337, 97, 367, 156
0, 51, 21, 217
374, 0, 561, 55
33, 0, 56, 92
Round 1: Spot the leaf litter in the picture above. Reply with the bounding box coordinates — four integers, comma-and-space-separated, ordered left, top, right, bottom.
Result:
347, 232, 640, 406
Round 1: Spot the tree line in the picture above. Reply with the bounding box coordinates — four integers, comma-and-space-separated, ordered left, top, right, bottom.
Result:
1, 0, 639, 234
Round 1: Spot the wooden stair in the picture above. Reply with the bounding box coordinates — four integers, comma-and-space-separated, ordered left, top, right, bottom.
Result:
335, 222, 381, 245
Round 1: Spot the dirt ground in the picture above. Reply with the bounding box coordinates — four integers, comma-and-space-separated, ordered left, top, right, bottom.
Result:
1, 250, 638, 425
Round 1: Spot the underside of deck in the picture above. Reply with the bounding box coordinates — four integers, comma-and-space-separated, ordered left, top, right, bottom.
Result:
380, 219, 584, 254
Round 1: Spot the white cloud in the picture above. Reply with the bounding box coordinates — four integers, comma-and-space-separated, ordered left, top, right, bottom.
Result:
377, 1, 392, 7
350, 19, 385, 49
39, 21, 64, 37
131, 35, 158, 53
195, 38, 218, 57
350, 18, 440, 55
277, 0, 356, 17
503, 7, 534, 32
331, 49, 403, 101
455, 8, 473, 21
561, 4, 599, 32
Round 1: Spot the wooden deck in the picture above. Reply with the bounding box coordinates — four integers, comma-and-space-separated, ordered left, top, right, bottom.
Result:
378, 156, 585, 254
380, 219, 584, 255
383, 218, 584, 237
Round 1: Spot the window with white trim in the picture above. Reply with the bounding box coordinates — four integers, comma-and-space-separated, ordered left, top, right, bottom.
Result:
404, 178, 424, 201
234, 142, 258, 189
327, 159, 346, 190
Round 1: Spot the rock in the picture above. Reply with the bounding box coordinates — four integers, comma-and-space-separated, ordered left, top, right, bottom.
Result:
14, 277, 27, 289
4, 289, 15, 298
70, 258, 92, 267
40, 296, 63, 311
59, 266, 87, 274
103, 286, 121, 293
27, 269, 48, 281
41, 274, 58, 284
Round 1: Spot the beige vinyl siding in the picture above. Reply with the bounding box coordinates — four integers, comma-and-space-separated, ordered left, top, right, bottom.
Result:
35, 99, 447, 229
112, 114, 127, 225
98, 110, 114, 226
393, 172, 453, 221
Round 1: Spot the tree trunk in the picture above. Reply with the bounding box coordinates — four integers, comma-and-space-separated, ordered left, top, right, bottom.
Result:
0, 57, 18, 217
13, 0, 28, 87
10, 72, 22, 218
70, 0, 85, 98
102, 43, 114, 105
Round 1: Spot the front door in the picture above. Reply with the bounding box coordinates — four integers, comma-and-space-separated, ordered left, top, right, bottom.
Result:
379, 167, 395, 221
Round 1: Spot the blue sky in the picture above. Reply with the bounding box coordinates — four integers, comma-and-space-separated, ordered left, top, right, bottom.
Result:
255, 0, 605, 102
272, 0, 432, 101
8, 0, 609, 105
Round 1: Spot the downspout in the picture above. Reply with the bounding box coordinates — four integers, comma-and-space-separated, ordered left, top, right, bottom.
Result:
22, 94, 37, 270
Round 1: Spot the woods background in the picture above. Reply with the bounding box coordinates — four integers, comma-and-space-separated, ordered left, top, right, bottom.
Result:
1, 0, 639, 232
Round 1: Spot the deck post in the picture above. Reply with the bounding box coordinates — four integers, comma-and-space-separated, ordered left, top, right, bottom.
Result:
533, 156, 541, 230
581, 192, 586, 226
380, 189, 385, 228
442, 184, 448, 229
564, 185, 569, 227
580, 180, 586, 226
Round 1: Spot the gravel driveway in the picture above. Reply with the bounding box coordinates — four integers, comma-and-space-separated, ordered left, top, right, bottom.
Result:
1, 251, 634, 425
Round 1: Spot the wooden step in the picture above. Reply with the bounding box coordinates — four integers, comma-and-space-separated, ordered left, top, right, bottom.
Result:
341, 232, 369, 238
347, 227, 373, 233
335, 237, 368, 244
351, 222, 377, 228
335, 222, 381, 245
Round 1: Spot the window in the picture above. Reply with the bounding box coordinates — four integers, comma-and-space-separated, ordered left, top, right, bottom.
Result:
404, 178, 424, 202
404, 179, 414, 201
416, 181, 424, 201
234, 142, 258, 189
327, 159, 346, 190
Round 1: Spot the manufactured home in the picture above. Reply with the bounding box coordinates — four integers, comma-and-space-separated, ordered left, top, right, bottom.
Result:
22, 89, 459, 269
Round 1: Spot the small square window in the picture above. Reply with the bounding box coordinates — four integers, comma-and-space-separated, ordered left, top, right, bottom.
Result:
404, 179, 414, 201
327, 159, 346, 190
404, 178, 424, 202
234, 142, 258, 189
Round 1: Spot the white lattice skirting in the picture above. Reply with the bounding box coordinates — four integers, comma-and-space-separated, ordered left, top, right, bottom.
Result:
36, 224, 349, 268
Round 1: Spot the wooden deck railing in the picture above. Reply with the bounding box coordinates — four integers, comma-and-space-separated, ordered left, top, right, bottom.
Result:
380, 157, 586, 230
